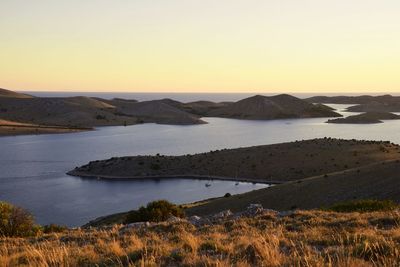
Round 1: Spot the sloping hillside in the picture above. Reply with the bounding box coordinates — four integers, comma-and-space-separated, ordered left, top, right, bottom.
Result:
0, 89, 204, 128
111, 99, 206, 125
187, 159, 400, 216
0, 88, 33, 98
0, 96, 137, 127
208, 94, 341, 119
181, 101, 231, 116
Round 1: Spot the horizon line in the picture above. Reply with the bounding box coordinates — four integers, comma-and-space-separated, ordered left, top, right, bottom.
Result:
15, 90, 399, 95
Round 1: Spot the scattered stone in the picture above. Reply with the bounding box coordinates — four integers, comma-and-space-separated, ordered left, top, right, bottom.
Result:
119, 221, 151, 233
212, 210, 233, 220
166, 216, 183, 223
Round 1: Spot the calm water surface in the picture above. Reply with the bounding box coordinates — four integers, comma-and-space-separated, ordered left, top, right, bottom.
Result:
1, 104, 400, 226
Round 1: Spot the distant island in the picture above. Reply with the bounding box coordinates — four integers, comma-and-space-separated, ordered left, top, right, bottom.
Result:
326, 112, 400, 124
308, 94, 400, 113
207, 94, 341, 119
0, 88, 341, 136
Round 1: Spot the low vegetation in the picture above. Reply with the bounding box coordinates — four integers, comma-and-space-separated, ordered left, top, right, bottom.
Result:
0, 202, 69, 238
0, 202, 36, 237
125, 200, 184, 224
1, 209, 400, 266
326, 199, 399, 213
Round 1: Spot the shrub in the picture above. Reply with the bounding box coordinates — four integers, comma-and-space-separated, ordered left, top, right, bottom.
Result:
325, 199, 398, 213
125, 200, 184, 224
0, 201, 36, 237
224, 193, 232, 198
43, 224, 68, 233
95, 115, 106, 120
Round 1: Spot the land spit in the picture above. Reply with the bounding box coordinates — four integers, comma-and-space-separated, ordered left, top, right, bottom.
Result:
68, 138, 400, 184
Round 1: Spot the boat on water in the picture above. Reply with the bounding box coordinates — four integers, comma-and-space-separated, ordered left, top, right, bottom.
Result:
205, 182, 211, 187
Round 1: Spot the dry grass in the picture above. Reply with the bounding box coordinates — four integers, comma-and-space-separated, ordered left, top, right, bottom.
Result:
1, 210, 400, 266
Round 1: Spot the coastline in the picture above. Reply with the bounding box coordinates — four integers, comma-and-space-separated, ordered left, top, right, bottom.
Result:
0, 124, 93, 136
67, 171, 282, 185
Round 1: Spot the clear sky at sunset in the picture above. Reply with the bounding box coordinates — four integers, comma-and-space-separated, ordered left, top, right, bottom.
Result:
1, 0, 400, 93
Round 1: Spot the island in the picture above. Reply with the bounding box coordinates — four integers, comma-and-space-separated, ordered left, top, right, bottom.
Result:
0, 88, 342, 136
306, 94, 400, 113
326, 112, 400, 124
208, 94, 341, 119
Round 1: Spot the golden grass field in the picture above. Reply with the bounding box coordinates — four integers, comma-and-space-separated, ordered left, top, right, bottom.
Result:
1, 209, 400, 266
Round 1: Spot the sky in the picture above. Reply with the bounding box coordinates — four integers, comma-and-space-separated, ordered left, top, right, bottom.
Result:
1, 0, 400, 93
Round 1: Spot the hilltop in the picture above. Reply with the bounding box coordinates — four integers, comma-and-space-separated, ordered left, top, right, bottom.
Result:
207, 94, 340, 120
0, 88, 33, 99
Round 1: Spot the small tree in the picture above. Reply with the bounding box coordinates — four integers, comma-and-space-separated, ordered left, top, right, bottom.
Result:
0, 202, 36, 237
125, 200, 184, 224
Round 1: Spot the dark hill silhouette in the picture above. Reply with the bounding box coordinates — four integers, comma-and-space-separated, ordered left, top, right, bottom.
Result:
208, 94, 341, 119
306, 94, 400, 105
327, 112, 400, 124
0, 88, 34, 98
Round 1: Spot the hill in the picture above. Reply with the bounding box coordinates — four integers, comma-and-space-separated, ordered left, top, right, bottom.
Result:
306, 94, 400, 105
180, 101, 231, 116
347, 103, 400, 112
0, 89, 205, 133
0, 88, 34, 98
187, 159, 400, 216
306, 94, 400, 113
0, 96, 138, 128
110, 99, 206, 125
208, 94, 341, 120
326, 112, 400, 124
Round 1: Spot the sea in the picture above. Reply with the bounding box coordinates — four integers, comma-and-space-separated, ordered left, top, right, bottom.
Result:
1, 92, 399, 226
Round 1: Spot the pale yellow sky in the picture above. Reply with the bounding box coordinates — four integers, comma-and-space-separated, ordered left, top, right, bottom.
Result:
1, 0, 400, 93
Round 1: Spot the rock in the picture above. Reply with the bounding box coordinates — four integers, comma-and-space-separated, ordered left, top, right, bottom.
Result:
188, 215, 201, 223
119, 221, 150, 233
166, 216, 183, 223
212, 210, 233, 220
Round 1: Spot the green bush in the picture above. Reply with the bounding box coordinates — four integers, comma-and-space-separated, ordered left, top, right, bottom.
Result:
0, 201, 37, 237
43, 224, 68, 233
325, 199, 398, 213
125, 200, 184, 224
